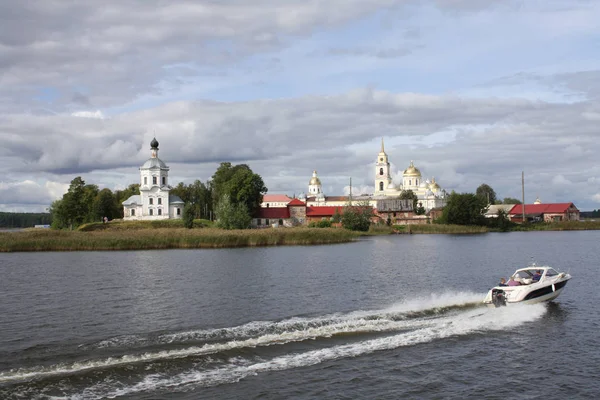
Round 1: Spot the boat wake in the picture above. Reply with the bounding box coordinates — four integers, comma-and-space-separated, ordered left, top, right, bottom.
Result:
0, 292, 547, 399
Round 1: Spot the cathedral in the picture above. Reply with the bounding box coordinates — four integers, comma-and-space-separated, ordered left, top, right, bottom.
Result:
299, 140, 447, 212
373, 139, 447, 211
122, 138, 185, 220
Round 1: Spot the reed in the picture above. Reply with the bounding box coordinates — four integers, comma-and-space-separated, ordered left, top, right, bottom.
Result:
0, 227, 359, 252
363, 225, 396, 235
399, 224, 489, 234
77, 219, 214, 231
512, 220, 600, 231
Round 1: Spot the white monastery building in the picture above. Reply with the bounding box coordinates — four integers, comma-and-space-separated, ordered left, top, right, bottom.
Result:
296, 140, 447, 212
373, 139, 447, 211
122, 138, 184, 220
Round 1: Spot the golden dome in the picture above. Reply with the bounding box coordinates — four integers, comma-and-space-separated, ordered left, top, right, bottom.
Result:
309, 170, 321, 185
403, 160, 422, 177
430, 178, 440, 192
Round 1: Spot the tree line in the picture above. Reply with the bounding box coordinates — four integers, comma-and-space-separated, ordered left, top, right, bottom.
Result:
436, 183, 521, 230
0, 212, 52, 228
49, 162, 267, 230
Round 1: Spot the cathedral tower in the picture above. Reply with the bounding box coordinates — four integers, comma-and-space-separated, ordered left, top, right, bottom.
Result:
375, 138, 392, 195
308, 170, 323, 195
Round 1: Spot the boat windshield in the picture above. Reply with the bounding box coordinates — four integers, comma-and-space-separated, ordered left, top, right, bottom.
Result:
546, 268, 559, 277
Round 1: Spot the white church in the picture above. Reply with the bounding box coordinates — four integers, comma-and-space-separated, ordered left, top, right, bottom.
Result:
122, 138, 185, 220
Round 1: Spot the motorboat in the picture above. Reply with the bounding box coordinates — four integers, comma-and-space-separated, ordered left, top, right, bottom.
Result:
483, 263, 572, 307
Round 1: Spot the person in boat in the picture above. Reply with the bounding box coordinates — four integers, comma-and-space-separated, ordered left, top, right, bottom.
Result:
498, 278, 507, 287
532, 270, 542, 282
507, 276, 521, 286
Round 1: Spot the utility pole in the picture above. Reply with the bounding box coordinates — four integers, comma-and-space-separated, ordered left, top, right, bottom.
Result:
349, 177, 353, 205
521, 171, 525, 223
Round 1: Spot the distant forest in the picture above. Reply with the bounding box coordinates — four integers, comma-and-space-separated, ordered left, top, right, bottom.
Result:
0, 212, 52, 228
581, 210, 600, 219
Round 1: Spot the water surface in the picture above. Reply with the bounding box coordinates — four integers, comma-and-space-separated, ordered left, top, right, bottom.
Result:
1, 231, 598, 399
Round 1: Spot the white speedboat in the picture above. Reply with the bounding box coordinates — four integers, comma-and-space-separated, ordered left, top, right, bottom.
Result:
483, 263, 572, 307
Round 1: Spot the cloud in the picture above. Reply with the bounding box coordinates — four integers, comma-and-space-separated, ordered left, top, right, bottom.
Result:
2, 87, 600, 211
2, 0, 600, 212
72, 110, 105, 119
0, 180, 68, 208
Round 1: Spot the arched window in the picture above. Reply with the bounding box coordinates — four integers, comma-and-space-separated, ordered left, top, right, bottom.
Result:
379, 182, 384, 191
158, 198, 162, 205
409, 180, 412, 186
144, 177, 147, 185
152, 176, 157, 185
131, 209, 135, 216
158, 209, 162, 216
416, 179, 419, 185
149, 209, 154, 216
379, 168, 384, 175
149, 198, 153, 205
162, 176, 166, 185
176, 208, 181, 215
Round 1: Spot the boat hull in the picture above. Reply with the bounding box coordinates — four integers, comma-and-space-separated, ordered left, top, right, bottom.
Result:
483, 278, 570, 307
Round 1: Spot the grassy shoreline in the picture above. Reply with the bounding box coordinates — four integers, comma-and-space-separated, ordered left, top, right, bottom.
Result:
0, 227, 360, 252
2, 220, 599, 252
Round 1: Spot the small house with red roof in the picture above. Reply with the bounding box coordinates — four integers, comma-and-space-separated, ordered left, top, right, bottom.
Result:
508, 202, 580, 223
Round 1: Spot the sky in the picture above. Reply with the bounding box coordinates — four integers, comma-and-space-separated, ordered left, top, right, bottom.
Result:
1, 0, 600, 212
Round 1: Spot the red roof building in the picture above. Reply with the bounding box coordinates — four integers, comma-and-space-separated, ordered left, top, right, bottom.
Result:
508, 203, 579, 223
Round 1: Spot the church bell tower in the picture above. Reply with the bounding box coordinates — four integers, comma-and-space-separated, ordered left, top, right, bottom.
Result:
375, 138, 391, 195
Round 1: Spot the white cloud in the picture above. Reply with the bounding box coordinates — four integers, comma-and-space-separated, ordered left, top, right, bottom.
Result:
0, 180, 67, 210
72, 110, 105, 119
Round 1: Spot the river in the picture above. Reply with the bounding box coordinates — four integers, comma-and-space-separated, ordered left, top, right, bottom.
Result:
0, 231, 598, 399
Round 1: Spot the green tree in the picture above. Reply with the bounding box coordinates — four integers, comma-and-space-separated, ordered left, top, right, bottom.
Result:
49, 199, 69, 229
502, 197, 522, 205
215, 194, 252, 229
212, 163, 267, 215
182, 203, 195, 229
61, 177, 88, 229
476, 183, 497, 205
341, 201, 372, 231
416, 202, 426, 215
438, 192, 487, 226
399, 190, 418, 211
82, 184, 100, 222
92, 188, 120, 221
171, 180, 213, 220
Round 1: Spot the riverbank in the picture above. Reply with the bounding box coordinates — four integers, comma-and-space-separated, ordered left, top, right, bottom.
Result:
0, 227, 359, 252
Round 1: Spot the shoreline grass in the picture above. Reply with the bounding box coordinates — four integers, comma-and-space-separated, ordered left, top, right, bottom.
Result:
397, 224, 489, 234
0, 227, 359, 252
507, 220, 600, 231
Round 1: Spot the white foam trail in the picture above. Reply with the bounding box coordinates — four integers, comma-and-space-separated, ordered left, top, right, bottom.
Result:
75, 303, 547, 400
0, 292, 490, 385
0, 316, 434, 384
381, 291, 486, 314
90, 292, 483, 349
